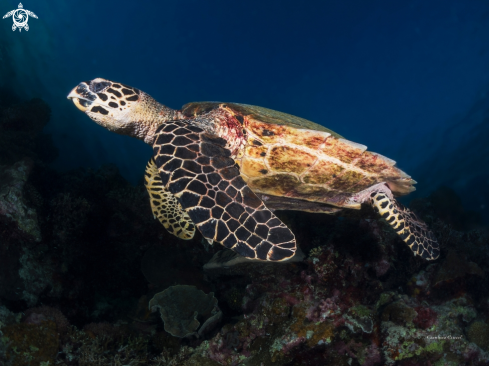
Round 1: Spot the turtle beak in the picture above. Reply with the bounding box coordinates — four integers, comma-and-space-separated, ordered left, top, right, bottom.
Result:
67, 82, 95, 112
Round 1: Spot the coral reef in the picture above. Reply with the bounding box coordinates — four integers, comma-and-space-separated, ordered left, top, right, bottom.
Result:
413, 306, 438, 330
149, 285, 222, 338
24, 305, 70, 336
2, 320, 59, 366
0, 94, 488, 365
433, 250, 484, 287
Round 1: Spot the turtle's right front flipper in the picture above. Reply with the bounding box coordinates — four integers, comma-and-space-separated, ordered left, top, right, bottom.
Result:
153, 121, 296, 261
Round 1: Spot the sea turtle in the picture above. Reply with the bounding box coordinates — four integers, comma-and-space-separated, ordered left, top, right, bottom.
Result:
67, 78, 440, 262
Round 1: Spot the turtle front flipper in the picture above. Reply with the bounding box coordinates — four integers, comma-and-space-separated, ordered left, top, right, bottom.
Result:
153, 121, 296, 261
369, 192, 440, 260
144, 157, 195, 240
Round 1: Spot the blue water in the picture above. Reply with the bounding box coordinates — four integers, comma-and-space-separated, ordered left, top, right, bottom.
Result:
2, 0, 489, 221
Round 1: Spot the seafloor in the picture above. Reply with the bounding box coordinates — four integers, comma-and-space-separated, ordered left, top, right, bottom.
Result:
1, 95, 489, 366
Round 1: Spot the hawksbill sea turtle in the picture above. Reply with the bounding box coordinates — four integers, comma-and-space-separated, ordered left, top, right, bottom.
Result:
67, 78, 440, 261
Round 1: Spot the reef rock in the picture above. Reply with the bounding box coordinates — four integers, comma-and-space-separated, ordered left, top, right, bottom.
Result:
433, 250, 484, 287
149, 285, 222, 338
0, 159, 41, 241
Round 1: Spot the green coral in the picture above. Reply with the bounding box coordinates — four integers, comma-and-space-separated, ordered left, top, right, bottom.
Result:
455, 305, 477, 323
466, 320, 489, 351
349, 304, 372, 318
396, 339, 445, 361
383, 321, 449, 364
376, 291, 395, 310
344, 305, 374, 333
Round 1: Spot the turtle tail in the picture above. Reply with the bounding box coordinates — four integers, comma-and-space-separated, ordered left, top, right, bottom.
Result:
369, 192, 440, 260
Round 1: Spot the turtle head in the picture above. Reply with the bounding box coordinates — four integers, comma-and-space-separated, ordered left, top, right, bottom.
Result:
68, 78, 177, 144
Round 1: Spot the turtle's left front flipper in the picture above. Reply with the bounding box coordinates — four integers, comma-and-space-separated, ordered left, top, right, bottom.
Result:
370, 192, 440, 260
144, 157, 195, 240
153, 121, 296, 261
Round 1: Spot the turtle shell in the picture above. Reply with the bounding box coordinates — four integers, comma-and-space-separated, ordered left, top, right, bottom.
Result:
181, 102, 343, 138
181, 102, 416, 210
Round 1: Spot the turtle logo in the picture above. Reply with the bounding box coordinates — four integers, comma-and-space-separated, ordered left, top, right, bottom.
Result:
3, 3, 38, 32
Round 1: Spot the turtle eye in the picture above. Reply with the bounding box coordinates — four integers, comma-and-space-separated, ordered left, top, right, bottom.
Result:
90, 81, 110, 93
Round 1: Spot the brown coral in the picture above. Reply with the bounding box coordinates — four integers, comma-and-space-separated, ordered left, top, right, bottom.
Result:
290, 305, 335, 348
381, 300, 417, 326
2, 320, 59, 366
24, 305, 70, 336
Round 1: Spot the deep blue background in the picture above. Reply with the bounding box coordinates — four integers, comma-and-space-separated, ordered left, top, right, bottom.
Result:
2, 0, 489, 221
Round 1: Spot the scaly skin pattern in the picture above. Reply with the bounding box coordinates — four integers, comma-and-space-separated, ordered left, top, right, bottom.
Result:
152, 121, 296, 261
144, 158, 195, 240
370, 192, 439, 260
67, 78, 439, 261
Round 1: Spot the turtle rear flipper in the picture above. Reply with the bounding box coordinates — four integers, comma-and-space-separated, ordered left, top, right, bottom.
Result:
144, 158, 195, 240
153, 121, 296, 261
370, 192, 440, 260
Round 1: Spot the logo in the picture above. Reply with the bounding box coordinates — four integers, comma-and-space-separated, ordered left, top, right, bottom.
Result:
3, 3, 37, 32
